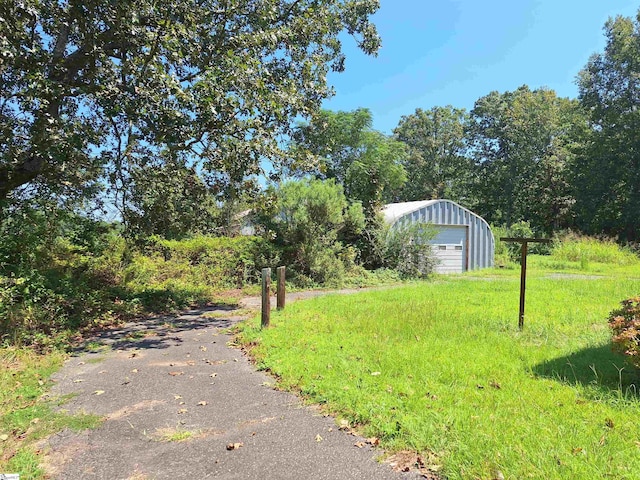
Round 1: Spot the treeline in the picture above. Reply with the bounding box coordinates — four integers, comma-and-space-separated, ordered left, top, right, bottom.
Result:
294, 11, 640, 243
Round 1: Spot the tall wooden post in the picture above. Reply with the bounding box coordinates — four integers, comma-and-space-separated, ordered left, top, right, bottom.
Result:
261, 268, 271, 328
500, 237, 551, 330
518, 241, 528, 330
276, 266, 286, 310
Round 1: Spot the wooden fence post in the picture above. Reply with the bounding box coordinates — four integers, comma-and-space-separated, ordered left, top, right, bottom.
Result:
261, 268, 271, 328
276, 266, 286, 310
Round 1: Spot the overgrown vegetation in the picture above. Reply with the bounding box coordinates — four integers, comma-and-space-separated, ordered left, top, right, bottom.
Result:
238, 263, 640, 480
0, 207, 279, 347
551, 233, 639, 266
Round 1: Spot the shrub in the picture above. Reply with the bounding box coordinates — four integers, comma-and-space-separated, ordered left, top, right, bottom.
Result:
382, 222, 438, 278
608, 297, 640, 369
493, 221, 551, 265
140, 235, 279, 287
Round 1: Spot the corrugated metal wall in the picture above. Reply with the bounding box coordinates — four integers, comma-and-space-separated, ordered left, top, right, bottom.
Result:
395, 200, 494, 271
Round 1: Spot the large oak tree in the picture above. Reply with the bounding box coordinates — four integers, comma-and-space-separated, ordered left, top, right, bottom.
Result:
0, 0, 380, 207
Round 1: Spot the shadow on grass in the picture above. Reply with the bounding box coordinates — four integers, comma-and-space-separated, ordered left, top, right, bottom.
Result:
532, 344, 640, 400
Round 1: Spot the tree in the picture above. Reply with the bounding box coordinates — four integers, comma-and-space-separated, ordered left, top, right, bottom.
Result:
576, 11, 640, 241
467, 86, 584, 232
292, 108, 407, 213
124, 156, 219, 240
256, 178, 365, 284
393, 106, 471, 202
0, 0, 381, 207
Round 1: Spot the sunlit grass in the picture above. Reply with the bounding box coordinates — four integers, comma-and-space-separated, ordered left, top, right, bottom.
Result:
238, 269, 640, 479
154, 427, 200, 443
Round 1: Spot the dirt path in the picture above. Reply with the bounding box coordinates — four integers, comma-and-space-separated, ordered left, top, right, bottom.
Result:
44, 288, 420, 479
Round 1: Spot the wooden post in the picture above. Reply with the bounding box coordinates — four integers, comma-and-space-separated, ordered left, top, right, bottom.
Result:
276, 266, 286, 310
261, 268, 271, 328
500, 237, 551, 330
518, 241, 528, 330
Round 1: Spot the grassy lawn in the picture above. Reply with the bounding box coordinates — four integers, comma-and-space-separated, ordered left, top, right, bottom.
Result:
238, 257, 640, 479
0, 348, 102, 479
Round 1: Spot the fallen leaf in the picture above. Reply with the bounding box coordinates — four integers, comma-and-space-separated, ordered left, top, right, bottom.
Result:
366, 437, 380, 446
605, 418, 615, 429
0, 434, 9, 441
354, 441, 365, 448
226, 442, 243, 450
93, 390, 105, 395
131, 369, 138, 373
315, 434, 323, 442
338, 420, 350, 431
476, 384, 485, 389
174, 395, 182, 400
186, 360, 196, 366
31, 418, 40, 424
38, 380, 44, 386
169, 371, 184, 376
490, 381, 501, 389
179, 401, 185, 405
200, 346, 207, 352
178, 409, 188, 414
371, 371, 381, 376
99, 370, 107, 374
73, 379, 84, 383
129, 352, 138, 358
198, 401, 207, 406
571, 447, 584, 455
328, 427, 333, 432
78, 362, 85, 365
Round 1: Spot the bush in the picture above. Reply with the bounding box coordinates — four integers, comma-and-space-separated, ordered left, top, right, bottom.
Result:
493, 221, 551, 265
608, 297, 640, 369
382, 222, 438, 278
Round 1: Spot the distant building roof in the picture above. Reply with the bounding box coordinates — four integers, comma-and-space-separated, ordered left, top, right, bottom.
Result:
382, 200, 439, 224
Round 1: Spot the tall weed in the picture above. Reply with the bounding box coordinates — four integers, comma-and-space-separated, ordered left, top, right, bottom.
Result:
552, 232, 638, 265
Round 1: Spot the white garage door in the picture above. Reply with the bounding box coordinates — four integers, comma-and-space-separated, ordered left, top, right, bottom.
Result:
431, 226, 467, 274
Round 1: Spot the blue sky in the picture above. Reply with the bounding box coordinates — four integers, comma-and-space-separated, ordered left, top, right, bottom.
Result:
323, 0, 639, 134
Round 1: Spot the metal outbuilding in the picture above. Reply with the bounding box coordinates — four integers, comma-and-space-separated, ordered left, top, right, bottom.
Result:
382, 199, 494, 274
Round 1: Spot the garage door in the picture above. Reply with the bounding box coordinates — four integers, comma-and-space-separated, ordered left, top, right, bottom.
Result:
431, 226, 467, 274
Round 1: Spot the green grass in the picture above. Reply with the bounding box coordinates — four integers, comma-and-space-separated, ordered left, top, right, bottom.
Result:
154, 427, 200, 442
238, 266, 640, 479
0, 348, 103, 479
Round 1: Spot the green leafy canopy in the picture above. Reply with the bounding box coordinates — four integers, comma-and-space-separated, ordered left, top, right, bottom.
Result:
0, 0, 381, 205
